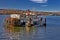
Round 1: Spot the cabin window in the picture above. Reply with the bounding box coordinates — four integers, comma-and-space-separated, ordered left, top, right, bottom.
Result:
6, 20, 8, 23
33, 21, 38, 25
14, 20, 17, 25
9, 21, 11, 24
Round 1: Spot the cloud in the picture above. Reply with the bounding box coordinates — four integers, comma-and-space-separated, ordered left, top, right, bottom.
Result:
30, 0, 48, 3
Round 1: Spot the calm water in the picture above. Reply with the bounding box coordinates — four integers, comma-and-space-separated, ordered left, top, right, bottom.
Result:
0, 15, 60, 40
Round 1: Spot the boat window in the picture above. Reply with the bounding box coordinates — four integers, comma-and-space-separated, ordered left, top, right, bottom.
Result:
9, 21, 11, 24
6, 20, 8, 23
33, 21, 38, 25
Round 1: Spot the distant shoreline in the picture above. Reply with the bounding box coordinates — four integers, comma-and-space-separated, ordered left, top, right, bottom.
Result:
0, 9, 60, 16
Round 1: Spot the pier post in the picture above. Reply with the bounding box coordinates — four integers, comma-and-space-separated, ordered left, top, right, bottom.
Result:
40, 17, 43, 26
43, 17, 46, 26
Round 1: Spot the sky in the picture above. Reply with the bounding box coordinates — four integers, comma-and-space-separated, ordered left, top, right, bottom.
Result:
0, 0, 60, 12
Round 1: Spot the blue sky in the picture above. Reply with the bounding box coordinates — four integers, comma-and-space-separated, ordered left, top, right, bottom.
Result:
0, 0, 60, 12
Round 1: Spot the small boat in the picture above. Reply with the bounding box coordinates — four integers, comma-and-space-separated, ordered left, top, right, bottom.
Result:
4, 14, 26, 27
4, 17, 26, 27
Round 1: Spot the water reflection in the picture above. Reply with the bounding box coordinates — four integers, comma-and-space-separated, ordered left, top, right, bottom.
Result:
4, 25, 46, 40
1, 15, 60, 40
0, 15, 47, 40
